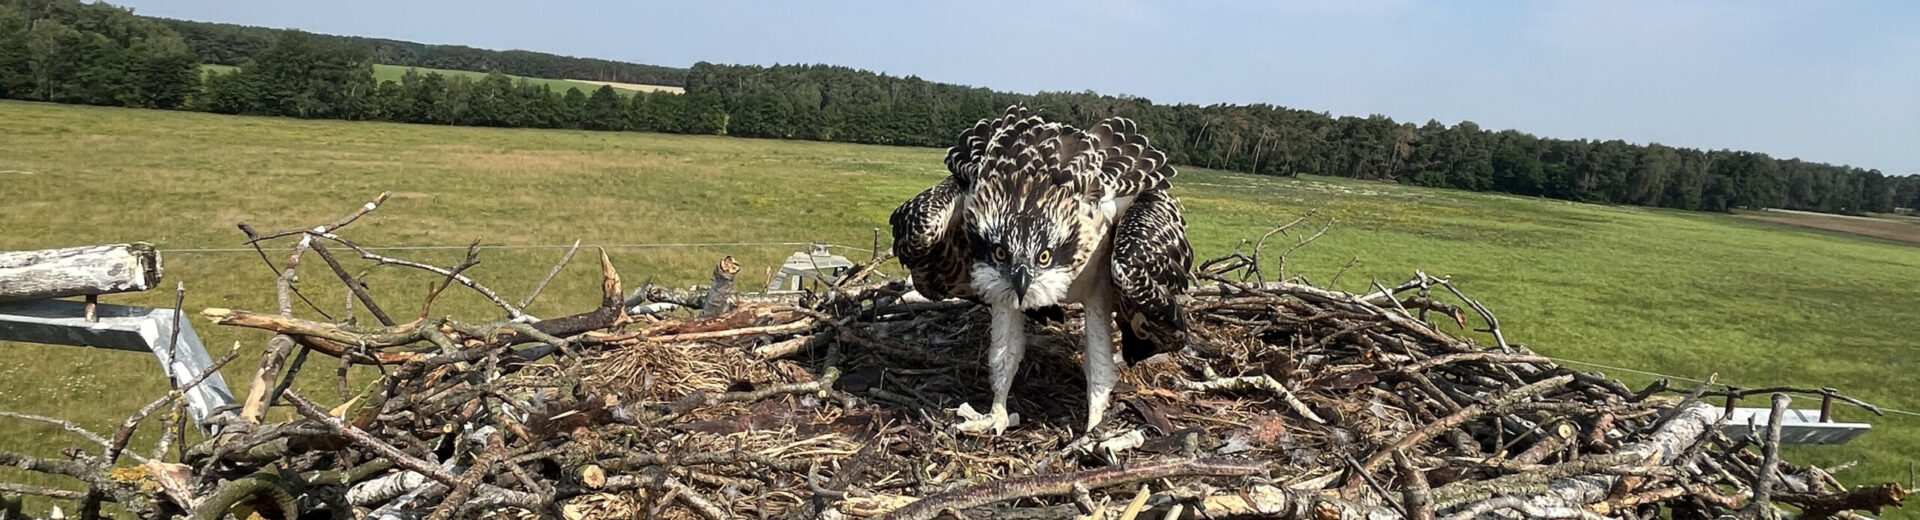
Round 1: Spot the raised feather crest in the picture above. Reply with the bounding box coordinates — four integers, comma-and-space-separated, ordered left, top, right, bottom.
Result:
943, 106, 1176, 199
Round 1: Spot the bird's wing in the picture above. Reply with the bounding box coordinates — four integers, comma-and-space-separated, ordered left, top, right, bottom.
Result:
946, 106, 1062, 190
889, 176, 974, 300
1109, 189, 1192, 364
1070, 116, 1177, 202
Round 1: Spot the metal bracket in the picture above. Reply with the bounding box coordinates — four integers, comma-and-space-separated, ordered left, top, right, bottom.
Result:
0, 299, 237, 434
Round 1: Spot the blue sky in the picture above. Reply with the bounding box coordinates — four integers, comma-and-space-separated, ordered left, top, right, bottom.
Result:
117, 0, 1920, 173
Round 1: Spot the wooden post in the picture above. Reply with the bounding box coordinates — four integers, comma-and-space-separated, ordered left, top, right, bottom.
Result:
699, 256, 740, 318
1819, 391, 1835, 423
0, 243, 161, 303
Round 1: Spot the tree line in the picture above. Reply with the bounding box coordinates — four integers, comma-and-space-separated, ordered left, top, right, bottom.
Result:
191, 31, 726, 133
685, 63, 1916, 215
0, 0, 199, 108
156, 18, 687, 87
3, 0, 1916, 215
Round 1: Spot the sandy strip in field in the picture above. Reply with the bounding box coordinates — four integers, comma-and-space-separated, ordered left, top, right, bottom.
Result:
1743, 209, 1920, 245
567, 79, 685, 94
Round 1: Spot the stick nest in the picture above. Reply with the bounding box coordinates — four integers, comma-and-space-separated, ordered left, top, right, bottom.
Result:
0, 194, 1905, 520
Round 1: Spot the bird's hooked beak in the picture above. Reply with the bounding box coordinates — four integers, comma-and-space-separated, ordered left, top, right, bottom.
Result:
1010, 266, 1032, 305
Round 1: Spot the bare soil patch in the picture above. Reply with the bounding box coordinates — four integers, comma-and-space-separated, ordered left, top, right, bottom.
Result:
1741, 209, 1920, 246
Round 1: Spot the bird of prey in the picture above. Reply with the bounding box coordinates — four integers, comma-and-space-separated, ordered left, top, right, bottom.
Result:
889, 106, 1193, 435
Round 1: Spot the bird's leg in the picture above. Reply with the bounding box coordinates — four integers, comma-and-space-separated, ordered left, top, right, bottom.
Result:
954, 303, 1024, 435
1081, 289, 1118, 433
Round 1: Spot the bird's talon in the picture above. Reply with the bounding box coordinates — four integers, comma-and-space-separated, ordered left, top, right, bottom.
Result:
951, 403, 1019, 435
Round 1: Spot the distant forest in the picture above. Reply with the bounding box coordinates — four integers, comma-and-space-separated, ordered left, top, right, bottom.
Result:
157, 18, 688, 87
2, 0, 1916, 215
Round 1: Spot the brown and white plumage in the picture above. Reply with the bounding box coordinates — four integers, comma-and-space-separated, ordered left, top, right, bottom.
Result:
889, 106, 1192, 434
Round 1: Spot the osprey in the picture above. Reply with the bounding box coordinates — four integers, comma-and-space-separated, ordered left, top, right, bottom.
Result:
889, 106, 1193, 434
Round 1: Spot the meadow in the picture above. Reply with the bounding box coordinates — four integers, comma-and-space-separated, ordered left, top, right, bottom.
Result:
2, 100, 1917, 515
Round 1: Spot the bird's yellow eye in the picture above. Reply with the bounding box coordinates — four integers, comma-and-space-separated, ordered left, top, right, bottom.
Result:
993, 247, 1009, 262
1036, 250, 1052, 266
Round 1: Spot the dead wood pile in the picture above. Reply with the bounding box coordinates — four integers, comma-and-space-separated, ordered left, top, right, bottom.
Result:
0, 194, 1906, 520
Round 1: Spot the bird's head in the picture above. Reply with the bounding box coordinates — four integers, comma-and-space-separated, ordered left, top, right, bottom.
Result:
965, 180, 1079, 309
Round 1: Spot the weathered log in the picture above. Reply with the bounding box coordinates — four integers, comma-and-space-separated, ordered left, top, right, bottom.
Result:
0, 243, 160, 302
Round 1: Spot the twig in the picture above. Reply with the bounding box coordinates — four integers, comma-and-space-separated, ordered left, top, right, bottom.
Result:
1328, 257, 1361, 288
1176, 375, 1326, 424
317, 233, 528, 320
835, 249, 895, 290
242, 192, 392, 245
1740, 393, 1789, 519
284, 390, 460, 486
0, 450, 92, 479
1429, 274, 1508, 351
1396, 451, 1434, 520
105, 343, 242, 465
1357, 374, 1574, 475
311, 240, 396, 326
151, 398, 189, 463
653, 368, 841, 425
1345, 454, 1404, 511
1400, 352, 1552, 374
424, 436, 501, 520
640, 319, 816, 344
275, 228, 322, 318
0, 482, 84, 500
660, 475, 728, 520
0, 411, 115, 454
236, 222, 333, 320
1248, 209, 1318, 283
1276, 216, 1334, 281
165, 282, 185, 381
418, 240, 484, 318
517, 238, 581, 310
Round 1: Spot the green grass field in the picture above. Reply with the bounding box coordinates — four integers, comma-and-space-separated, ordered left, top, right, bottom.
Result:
3, 100, 1917, 515
202, 63, 634, 96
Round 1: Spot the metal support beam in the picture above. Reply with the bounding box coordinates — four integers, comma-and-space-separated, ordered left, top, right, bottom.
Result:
0, 299, 236, 433
1717, 406, 1870, 446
